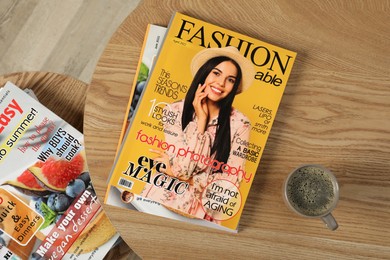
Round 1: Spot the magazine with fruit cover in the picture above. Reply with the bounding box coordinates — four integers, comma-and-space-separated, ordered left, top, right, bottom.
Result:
0, 82, 119, 259
116, 24, 167, 149
106, 12, 297, 232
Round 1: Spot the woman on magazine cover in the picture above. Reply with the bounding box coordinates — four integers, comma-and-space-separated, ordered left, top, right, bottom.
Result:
143, 46, 255, 222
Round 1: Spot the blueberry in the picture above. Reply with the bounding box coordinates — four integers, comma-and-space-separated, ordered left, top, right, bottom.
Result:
136, 81, 146, 94
47, 193, 72, 212
128, 106, 134, 119
31, 252, 44, 260
66, 179, 86, 198
133, 93, 140, 104
77, 172, 91, 185
47, 194, 56, 210
33, 197, 47, 215
55, 194, 72, 212
55, 214, 64, 223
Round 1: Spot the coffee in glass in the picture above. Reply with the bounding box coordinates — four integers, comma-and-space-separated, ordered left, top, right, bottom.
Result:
284, 164, 339, 230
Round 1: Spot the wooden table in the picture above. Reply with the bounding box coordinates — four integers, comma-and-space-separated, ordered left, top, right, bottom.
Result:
0, 72, 88, 132
84, 1, 390, 259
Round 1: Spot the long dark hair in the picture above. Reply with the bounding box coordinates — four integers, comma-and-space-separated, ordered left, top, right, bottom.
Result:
182, 56, 242, 165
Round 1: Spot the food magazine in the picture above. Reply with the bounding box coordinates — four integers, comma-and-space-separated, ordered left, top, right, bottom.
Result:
107, 23, 189, 227
0, 82, 119, 259
117, 24, 167, 148
106, 12, 297, 232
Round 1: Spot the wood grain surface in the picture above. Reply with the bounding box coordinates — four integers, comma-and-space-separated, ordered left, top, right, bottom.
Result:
84, 0, 390, 259
0, 72, 88, 132
0, 0, 141, 84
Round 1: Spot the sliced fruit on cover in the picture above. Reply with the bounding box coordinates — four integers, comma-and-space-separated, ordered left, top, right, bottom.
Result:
29, 153, 86, 192
2, 169, 51, 196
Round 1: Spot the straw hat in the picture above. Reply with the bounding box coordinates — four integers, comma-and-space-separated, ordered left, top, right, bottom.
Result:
190, 46, 255, 94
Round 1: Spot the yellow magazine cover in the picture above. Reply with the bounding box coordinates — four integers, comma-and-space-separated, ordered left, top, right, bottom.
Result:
106, 12, 296, 232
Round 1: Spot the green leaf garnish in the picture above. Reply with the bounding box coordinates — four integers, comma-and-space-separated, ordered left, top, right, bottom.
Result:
138, 63, 149, 82
39, 202, 57, 229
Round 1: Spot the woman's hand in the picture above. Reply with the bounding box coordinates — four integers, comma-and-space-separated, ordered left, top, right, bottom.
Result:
150, 149, 193, 184
192, 83, 208, 133
150, 149, 174, 177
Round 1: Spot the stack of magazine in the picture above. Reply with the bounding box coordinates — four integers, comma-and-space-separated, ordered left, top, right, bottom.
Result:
105, 12, 297, 232
0, 82, 121, 259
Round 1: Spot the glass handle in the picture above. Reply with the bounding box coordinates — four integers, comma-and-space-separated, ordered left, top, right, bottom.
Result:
321, 213, 338, 231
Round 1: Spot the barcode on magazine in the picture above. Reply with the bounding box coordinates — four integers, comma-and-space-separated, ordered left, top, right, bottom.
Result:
118, 178, 133, 189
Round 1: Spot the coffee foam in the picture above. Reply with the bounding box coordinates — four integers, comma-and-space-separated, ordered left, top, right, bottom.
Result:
286, 166, 335, 216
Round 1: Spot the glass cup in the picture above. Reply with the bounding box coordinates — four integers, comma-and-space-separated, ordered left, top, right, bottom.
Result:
283, 164, 339, 230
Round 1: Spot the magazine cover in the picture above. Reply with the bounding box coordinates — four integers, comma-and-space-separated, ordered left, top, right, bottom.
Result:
106, 12, 297, 232
107, 23, 188, 228
0, 82, 119, 259
117, 24, 167, 147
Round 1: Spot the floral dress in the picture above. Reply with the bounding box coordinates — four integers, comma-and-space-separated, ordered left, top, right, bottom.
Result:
141, 100, 251, 220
